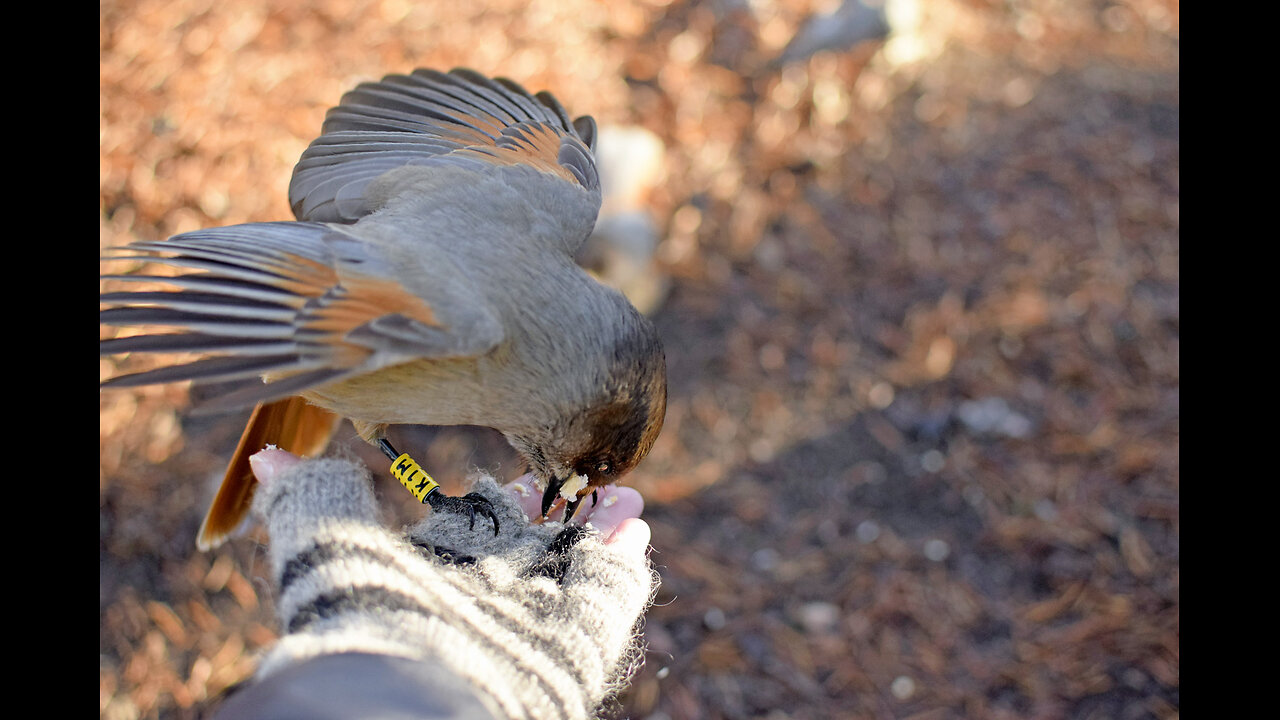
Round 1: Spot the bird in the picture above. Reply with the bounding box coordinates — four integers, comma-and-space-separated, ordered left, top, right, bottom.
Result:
100, 67, 667, 550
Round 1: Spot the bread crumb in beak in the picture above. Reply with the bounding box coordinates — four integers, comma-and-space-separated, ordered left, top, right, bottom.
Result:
560, 473, 588, 501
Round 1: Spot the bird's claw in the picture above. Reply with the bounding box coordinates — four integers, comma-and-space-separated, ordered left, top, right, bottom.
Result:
410, 539, 476, 566
523, 525, 590, 582
426, 491, 500, 535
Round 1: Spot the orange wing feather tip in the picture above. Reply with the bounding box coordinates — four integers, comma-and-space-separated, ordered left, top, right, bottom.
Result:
196, 512, 252, 551
192, 397, 341, 550
197, 463, 259, 551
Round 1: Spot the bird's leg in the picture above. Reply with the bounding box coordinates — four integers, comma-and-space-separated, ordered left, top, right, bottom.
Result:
379, 439, 499, 534
523, 525, 590, 582
353, 419, 389, 444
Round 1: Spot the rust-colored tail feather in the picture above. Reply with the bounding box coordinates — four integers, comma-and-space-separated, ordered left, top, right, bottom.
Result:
197, 396, 341, 550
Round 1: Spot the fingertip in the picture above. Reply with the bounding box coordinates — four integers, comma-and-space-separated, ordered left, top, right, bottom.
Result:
586, 484, 643, 522
582, 485, 644, 538
605, 517, 651, 557
504, 474, 544, 519
249, 447, 301, 485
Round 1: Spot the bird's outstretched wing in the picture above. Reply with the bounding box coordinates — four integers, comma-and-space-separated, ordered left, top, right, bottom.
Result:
101, 68, 605, 408
100, 221, 502, 411
288, 67, 601, 225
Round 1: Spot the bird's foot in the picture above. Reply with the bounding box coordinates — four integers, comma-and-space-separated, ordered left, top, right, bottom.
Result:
410, 539, 476, 566
426, 491, 501, 535
523, 525, 590, 582
380, 438, 499, 535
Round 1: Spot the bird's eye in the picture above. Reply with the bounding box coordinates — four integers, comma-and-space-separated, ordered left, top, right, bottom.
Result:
595, 461, 612, 475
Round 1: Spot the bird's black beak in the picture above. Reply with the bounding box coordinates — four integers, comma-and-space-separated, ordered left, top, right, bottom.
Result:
541, 474, 585, 522
541, 474, 567, 518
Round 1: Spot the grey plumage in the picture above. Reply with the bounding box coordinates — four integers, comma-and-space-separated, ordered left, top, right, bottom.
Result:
100, 68, 666, 539
289, 68, 599, 224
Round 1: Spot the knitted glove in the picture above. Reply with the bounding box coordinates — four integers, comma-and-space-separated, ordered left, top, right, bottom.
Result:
237, 451, 657, 720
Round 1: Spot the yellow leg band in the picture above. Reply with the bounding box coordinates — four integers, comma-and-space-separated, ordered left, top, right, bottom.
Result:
389, 452, 440, 504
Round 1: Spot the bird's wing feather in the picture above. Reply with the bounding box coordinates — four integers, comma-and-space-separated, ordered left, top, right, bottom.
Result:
101, 221, 502, 410
289, 68, 600, 226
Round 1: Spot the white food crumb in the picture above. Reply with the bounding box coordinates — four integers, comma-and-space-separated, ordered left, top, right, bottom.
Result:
511, 482, 531, 497
602, 494, 618, 508
560, 473, 589, 501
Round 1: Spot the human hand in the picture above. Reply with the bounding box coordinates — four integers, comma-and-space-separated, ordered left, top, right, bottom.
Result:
227, 448, 657, 720
502, 471, 651, 555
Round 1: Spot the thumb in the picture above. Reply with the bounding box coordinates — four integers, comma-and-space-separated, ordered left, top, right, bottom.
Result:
248, 447, 302, 486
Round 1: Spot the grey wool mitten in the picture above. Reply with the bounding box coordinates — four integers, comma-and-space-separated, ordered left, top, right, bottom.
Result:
231, 456, 658, 720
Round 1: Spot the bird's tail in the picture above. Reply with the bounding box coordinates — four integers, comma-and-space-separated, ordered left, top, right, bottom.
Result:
198, 396, 341, 550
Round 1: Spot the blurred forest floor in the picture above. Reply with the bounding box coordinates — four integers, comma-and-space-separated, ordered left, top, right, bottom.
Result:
101, 1, 1178, 718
